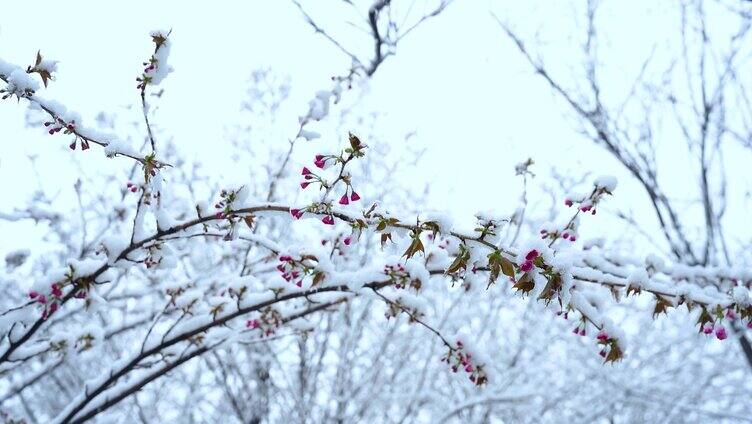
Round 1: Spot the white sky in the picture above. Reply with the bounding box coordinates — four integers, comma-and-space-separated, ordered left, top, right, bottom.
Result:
1, 0, 750, 259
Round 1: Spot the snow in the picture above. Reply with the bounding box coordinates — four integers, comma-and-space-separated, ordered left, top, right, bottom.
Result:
594, 175, 618, 192
5, 68, 39, 95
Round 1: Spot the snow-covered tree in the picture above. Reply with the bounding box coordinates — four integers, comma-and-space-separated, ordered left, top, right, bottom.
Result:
1, 1, 751, 422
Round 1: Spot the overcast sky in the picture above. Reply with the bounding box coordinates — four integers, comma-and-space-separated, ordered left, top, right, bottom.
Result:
2, 0, 750, 259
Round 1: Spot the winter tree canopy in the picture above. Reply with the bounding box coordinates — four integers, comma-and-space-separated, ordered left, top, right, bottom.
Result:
1, 1, 751, 423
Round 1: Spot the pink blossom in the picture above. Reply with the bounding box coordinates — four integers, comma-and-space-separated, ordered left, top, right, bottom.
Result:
339, 194, 349, 205
715, 326, 727, 340
343, 236, 352, 246
290, 208, 303, 219
300, 182, 310, 189
246, 319, 260, 329
524, 249, 539, 261
596, 331, 608, 341
350, 191, 361, 202
301, 167, 312, 175
322, 215, 335, 225
726, 309, 736, 320
29, 291, 39, 299
520, 260, 533, 272
702, 325, 713, 334
565, 198, 573, 207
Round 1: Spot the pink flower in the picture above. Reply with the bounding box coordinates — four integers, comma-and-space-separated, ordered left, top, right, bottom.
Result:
747, 321, 752, 329
465, 364, 473, 372
279, 255, 293, 262
246, 319, 260, 329
339, 194, 349, 205
726, 309, 736, 320
49, 303, 58, 314
520, 260, 533, 272
715, 326, 727, 340
579, 328, 586, 336
562, 232, 569, 240
524, 249, 539, 261
300, 182, 310, 189
301, 167, 312, 175
703, 325, 713, 334
580, 205, 591, 212
343, 236, 352, 246
569, 235, 577, 242
315, 154, 324, 161
37, 295, 47, 304
350, 191, 361, 202
596, 331, 608, 341
130, 186, 138, 193
314, 158, 327, 169
290, 208, 303, 219
51, 283, 63, 298
29, 291, 39, 299
564, 199, 573, 207
322, 215, 335, 225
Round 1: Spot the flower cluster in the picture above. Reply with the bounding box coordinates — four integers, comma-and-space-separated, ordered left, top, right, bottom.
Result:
245, 307, 283, 337
136, 30, 171, 90
595, 330, 623, 362
126, 181, 139, 193
518, 249, 539, 273
214, 188, 238, 219
43, 118, 90, 151
29, 282, 66, 319
295, 134, 366, 226
276, 254, 324, 288
383, 264, 421, 290
441, 340, 488, 386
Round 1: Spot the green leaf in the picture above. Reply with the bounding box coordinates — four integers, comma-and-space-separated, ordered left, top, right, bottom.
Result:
403, 237, 424, 259
652, 295, 672, 318
500, 256, 515, 279
512, 274, 535, 294
445, 245, 470, 275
